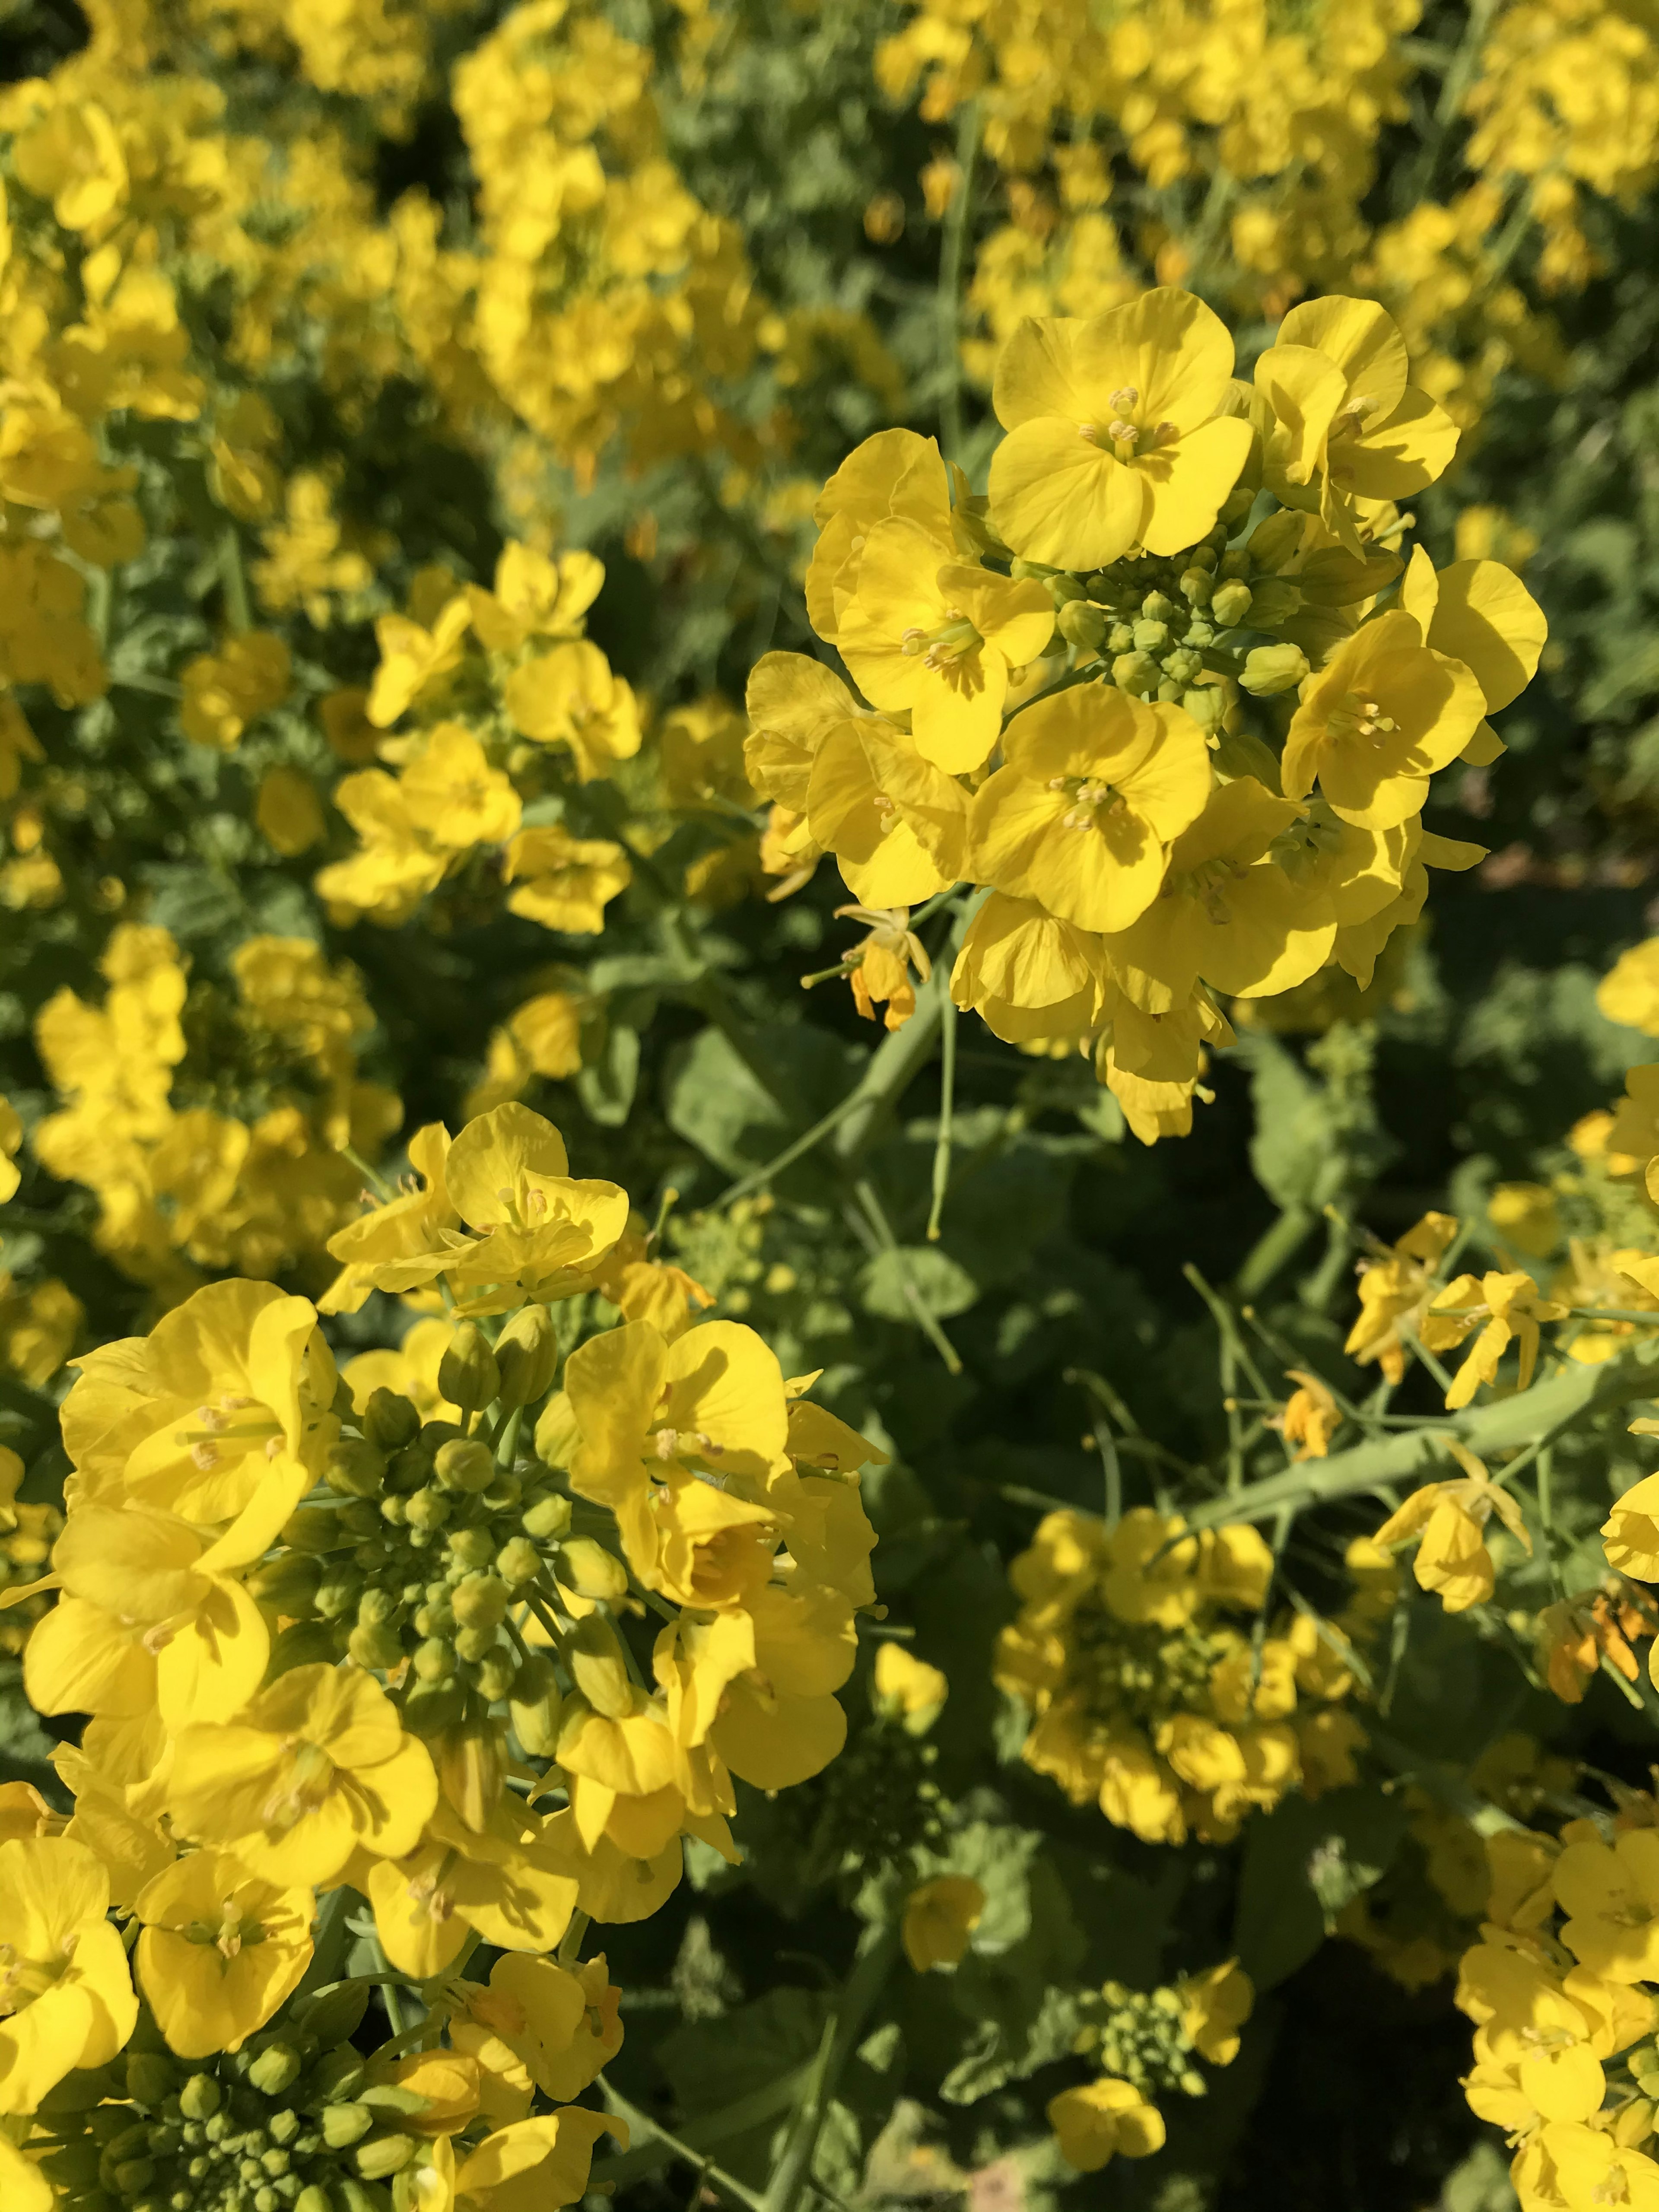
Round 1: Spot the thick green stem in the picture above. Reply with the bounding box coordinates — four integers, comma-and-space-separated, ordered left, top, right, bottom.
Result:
937, 99, 983, 467
761, 1923, 899, 2212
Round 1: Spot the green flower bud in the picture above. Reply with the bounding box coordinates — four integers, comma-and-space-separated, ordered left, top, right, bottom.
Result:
1219, 486, 1255, 527
474, 1649, 518, 1702
1218, 546, 1251, 579
267, 2110, 302, 2146
510, 1656, 562, 1756
568, 1614, 639, 1719
1106, 621, 1135, 655
313, 1574, 358, 1621
482, 1469, 522, 1513
112, 2155, 156, 2193
1056, 599, 1104, 652
1184, 617, 1216, 648
248, 1554, 321, 1617
557, 1538, 628, 1603
1181, 685, 1226, 734
348, 1621, 405, 1672
280, 1508, 347, 1556
247, 2046, 302, 2098
413, 1638, 455, 1683
1156, 677, 1182, 702
1177, 567, 1213, 606
1008, 557, 1055, 580
1111, 651, 1159, 696
385, 1441, 435, 1495
404, 1486, 452, 1532
1239, 643, 1310, 697
180, 2077, 222, 2122
439, 1323, 499, 1416
1210, 580, 1253, 627
362, 1387, 421, 1454
1187, 544, 1218, 573
1211, 728, 1286, 787
455, 1624, 500, 1665
493, 1304, 559, 1408
321, 2104, 373, 2150
1131, 617, 1168, 652
126, 2052, 176, 2106
1046, 573, 1085, 606
324, 1438, 385, 1500
448, 1526, 497, 1572
1140, 590, 1174, 621
521, 1491, 572, 1541
1244, 578, 1303, 628
495, 1536, 541, 1588
380, 1495, 408, 1526
532, 1392, 578, 1470
1244, 508, 1305, 570
358, 1586, 398, 1631
1162, 648, 1201, 686
413, 1599, 454, 1638
266, 1619, 346, 1677
296, 2186, 334, 2212
433, 1439, 495, 1496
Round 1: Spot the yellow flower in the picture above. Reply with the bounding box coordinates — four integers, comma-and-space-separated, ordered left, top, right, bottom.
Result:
133, 1850, 313, 2057
805, 426, 959, 640
1254, 298, 1459, 554
469, 541, 604, 650
1554, 1830, 1659, 1983
505, 642, 642, 781
1177, 1958, 1253, 2065
400, 723, 523, 852
1398, 546, 1547, 760
1374, 1443, 1532, 1613
836, 531, 1053, 772
1281, 610, 1486, 830
902, 1874, 985, 1970
452, 2109, 624, 2212
1542, 2124, 1659, 2212
1107, 775, 1334, 1004
744, 653, 867, 814
971, 686, 1211, 932
368, 594, 472, 727
365, 1800, 579, 1980
180, 632, 292, 749
1046, 2076, 1166, 2172
1422, 1269, 1569, 1408
0, 1094, 20, 1204
255, 764, 327, 855
0, 1834, 137, 2112
1344, 1210, 1458, 1383
0, 2137, 49, 2212
806, 716, 969, 909
836, 903, 931, 1031
165, 1662, 438, 1886
504, 824, 631, 934
1600, 940, 1659, 1039
874, 1643, 948, 1725
988, 290, 1253, 570
60, 1276, 340, 1529
451, 1953, 622, 2108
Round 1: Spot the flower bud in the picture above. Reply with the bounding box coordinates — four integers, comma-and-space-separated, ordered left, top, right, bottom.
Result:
455, 1624, 500, 1664
180, 2076, 222, 2122
452, 1572, 509, 1628
1218, 545, 1251, 578
568, 1614, 639, 1719
296, 2187, 335, 2212
1245, 508, 1305, 570
1140, 590, 1174, 621
557, 1538, 629, 1602
1220, 486, 1255, 527
324, 1438, 385, 1500
1046, 572, 1085, 606
496, 1536, 542, 1588
1177, 567, 1213, 605
348, 1621, 405, 1672
322, 2104, 375, 2149
1009, 557, 1055, 580
248, 2044, 302, 2098
363, 1388, 421, 1454
437, 1719, 507, 1832
1238, 643, 1310, 697
1244, 578, 1303, 628
493, 1303, 559, 1407
1111, 651, 1158, 696
1131, 617, 1168, 652
447, 1526, 496, 1573
1209, 579, 1253, 627
281, 1507, 346, 1554
1212, 728, 1286, 787
403, 1681, 467, 1735
385, 1438, 436, 1494
126, 2052, 176, 2106
358, 2133, 418, 2179
434, 1438, 495, 1495
438, 1323, 499, 1415
533, 1391, 578, 1469
522, 1491, 572, 1541
249, 1554, 321, 1616
267, 1620, 346, 1676
1162, 648, 1201, 687
474, 1649, 518, 1702
413, 1638, 455, 1683
1056, 600, 1104, 652
292, 1986, 370, 2050
1181, 686, 1226, 734
510, 1657, 563, 1757
404, 1485, 452, 1531
315, 1574, 358, 1621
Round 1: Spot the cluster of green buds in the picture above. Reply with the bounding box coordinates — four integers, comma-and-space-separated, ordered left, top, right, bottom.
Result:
255, 1307, 634, 1812
1071, 1606, 1226, 1735
786, 1703, 948, 1891
35, 1987, 436, 2212
1013, 489, 1396, 732
1071, 1982, 1207, 2101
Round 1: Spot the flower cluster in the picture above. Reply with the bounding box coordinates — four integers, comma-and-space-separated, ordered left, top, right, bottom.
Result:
994, 1505, 1362, 1845
1047, 1959, 1253, 2175
749, 287, 1539, 1138
0, 1099, 880, 2204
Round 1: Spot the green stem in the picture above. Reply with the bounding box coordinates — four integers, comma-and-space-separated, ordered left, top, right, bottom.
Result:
760, 1924, 899, 2212
937, 99, 984, 467
596, 2074, 767, 2212
220, 524, 251, 634
1233, 1205, 1316, 1298
925, 986, 958, 1243
852, 1177, 963, 1375
557, 1908, 590, 1967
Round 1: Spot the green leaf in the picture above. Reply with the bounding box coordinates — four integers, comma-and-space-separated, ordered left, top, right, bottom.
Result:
576, 1021, 639, 1126
1233, 1784, 1407, 1991
859, 1246, 978, 1323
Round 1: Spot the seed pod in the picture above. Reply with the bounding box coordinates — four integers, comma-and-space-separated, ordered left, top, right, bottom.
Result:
439, 1323, 499, 1416
324, 1438, 385, 1500
433, 1438, 494, 1495
452, 1572, 509, 1629
494, 1303, 559, 1407
568, 1614, 639, 1719
521, 1491, 572, 1541
363, 1387, 421, 1454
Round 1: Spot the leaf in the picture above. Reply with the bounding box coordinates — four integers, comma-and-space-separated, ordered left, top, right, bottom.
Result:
1233, 1784, 1407, 1991
657, 1985, 827, 2183
576, 1021, 639, 1126
665, 1024, 860, 1175
859, 1246, 978, 1323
